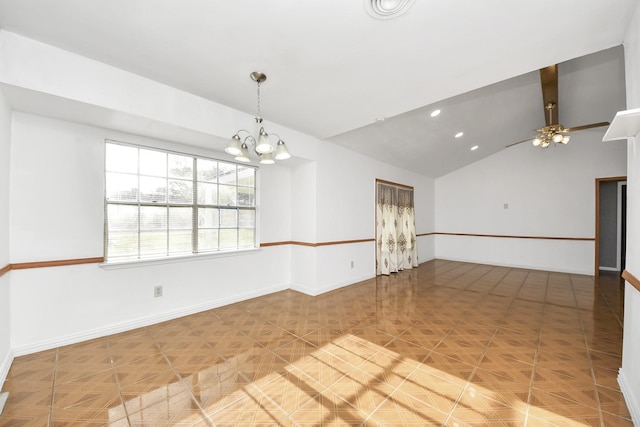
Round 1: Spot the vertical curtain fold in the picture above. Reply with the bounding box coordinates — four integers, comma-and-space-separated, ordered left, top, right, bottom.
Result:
376, 182, 418, 276
398, 187, 418, 270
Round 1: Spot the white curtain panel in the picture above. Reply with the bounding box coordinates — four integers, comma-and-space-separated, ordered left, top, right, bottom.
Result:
376, 182, 418, 276
377, 183, 397, 275
398, 187, 418, 270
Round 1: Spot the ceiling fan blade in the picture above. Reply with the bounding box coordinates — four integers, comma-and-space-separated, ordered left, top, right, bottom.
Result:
506, 136, 535, 148
564, 121, 610, 132
540, 65, 558, 126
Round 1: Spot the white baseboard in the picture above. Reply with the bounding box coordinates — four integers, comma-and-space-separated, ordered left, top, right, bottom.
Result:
12, 283, 289, 357
618, 368, 640, 426
435, 256, 592, 275
0, 391, 8, 417
599, 266, 621, 272
291, 264, 436, 296
289, 282, 316, 296
9, 262, 435, 359
291, 274, 376, 297
0, 349, 14, 385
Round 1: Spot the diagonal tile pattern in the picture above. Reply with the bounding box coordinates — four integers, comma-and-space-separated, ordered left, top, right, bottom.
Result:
0, 261, 632, 426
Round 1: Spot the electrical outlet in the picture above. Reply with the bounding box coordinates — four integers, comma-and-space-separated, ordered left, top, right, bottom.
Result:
154, 285, 163, 297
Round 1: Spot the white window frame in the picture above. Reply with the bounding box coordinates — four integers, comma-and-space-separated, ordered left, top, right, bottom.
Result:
103, 139, 259, 266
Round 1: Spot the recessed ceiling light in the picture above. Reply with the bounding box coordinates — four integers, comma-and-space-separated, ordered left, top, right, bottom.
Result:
470, 145, 478, 151
455, 132, 464, 138
430, 109, 441, 118
375, 116, 386, 123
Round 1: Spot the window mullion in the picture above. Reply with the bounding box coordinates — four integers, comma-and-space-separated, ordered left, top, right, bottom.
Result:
137, 153, 142, 259
192, 159, 198, 254
105, 141, 256, 261
165, 156, 169, 257
216, 178, 221, 250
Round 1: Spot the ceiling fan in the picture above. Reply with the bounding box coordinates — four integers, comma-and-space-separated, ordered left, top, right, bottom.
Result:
506, 65, 610, 149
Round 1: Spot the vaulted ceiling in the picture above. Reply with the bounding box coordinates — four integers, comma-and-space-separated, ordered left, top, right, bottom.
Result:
0, 0, 635, 176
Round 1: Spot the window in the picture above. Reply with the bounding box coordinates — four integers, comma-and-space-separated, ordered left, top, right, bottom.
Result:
104, 141, 257, 261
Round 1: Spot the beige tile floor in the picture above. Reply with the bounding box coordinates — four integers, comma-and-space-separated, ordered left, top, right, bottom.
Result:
0, 260, 632, 426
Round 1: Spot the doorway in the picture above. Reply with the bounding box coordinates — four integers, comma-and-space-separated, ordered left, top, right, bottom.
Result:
595, 176, 627, 276
621, 183, 627, 272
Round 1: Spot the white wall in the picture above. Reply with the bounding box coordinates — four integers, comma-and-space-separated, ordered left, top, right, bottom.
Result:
289, 143, 436, 295
8, 113, 293, 354
0, 28, 438, 360
619, 3, 640, 423
435, 130, 626, 274
290, 161, 319, 292
0, 28, 437, 301
6, 112, 436, 353
305, 141, 435, 295
0, 87, 12, 382
4, 108, 436, 356
9, 115, 104, 262
0, 30, 239, 141
258, 159, 293, 245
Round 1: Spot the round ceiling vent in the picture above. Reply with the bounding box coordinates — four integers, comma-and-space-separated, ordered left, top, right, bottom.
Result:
364, 0, 416, 19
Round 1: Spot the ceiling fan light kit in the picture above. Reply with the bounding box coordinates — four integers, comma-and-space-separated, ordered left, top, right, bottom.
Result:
507, 65, 609, 150
225, 71, 291, 164
529, 103, 575, 148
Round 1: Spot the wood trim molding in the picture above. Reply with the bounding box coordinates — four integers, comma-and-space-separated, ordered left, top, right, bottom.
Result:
262, 232, 590, 247
622, 269, 640, 293
597, 176, 628, 183
434, 232, 594, 241
594, 176, 627, 276
0, 264, 10, 278
261, 239, 375, 248
314, 239, 375, 247
260, 241, 300, 247
2, 230, 594, 272
11, 257, 104, 270
375, 178, 414, 190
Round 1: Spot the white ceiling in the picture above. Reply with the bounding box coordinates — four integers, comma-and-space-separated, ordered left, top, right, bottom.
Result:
0, 0, 634, 177
329, 46, 627, 177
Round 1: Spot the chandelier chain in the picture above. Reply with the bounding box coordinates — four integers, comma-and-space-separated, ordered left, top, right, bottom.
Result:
257, 80, 262, 119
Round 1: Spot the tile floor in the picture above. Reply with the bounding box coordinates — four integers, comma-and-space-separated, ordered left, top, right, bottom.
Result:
0, 260, 632, 426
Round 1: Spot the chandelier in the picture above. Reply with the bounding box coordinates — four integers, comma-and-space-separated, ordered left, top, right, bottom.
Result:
532, 103, 570, 148
225, 72, 291, 164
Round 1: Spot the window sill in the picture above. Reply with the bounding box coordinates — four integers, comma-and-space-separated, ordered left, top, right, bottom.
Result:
99, 248, 261, 270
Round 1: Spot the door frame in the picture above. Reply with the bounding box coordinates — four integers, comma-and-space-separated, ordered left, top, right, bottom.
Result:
375, 178, 414, 276
595, 176, 627, 276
